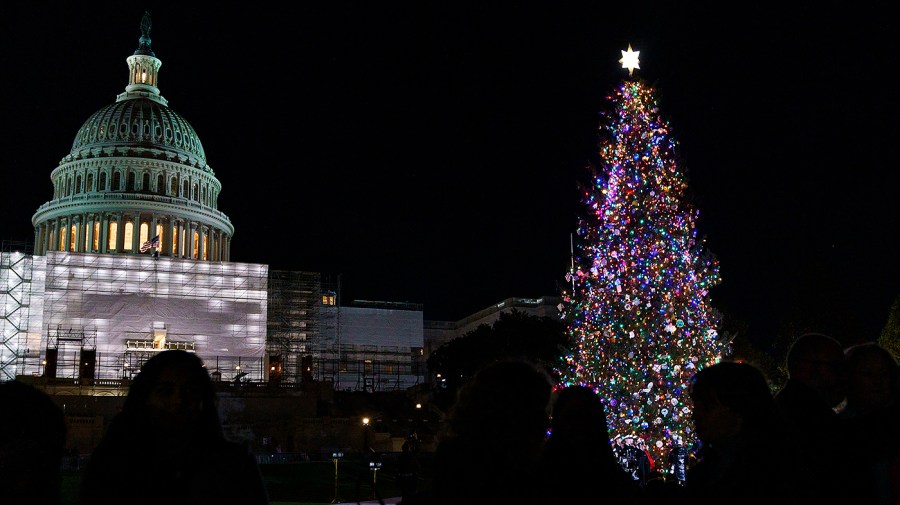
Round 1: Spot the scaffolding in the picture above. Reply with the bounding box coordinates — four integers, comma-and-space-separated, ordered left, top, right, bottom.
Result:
318, 300, 425, 392
266, 270, 323, 384
0, 243, 44, 381
7, 250, 268, 382
3, 247, 425, 392
269, 274, 426, 392
317, 343, 424, 392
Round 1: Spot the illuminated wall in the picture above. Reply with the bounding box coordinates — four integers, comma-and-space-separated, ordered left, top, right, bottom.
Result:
320, 304, 425, 392
32, 251, 268, 381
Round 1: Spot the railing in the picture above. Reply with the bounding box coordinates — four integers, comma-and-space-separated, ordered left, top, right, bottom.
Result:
255, 452, 310, 465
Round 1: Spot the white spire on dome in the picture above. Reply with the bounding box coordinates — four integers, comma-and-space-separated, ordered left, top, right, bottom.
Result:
116, 11, 167, 105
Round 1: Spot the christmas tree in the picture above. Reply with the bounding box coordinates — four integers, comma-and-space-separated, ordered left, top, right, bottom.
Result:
559, 46, 726, 462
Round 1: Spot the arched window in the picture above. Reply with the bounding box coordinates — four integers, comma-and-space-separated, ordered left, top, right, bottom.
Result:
99, 172, 107, 191
171, 176, 178, 196
126, 172, 136, 191
193, 183, 199, 202
112, 172, 121, 191
157, 174, 165, 195
140, 222, 149, 247
172, 223, 179, 255
193, 231, 199, 259
87, 174, 94, 192
108, 221, 118, 251
69, 224, 77, 252
93, 221, 100, 251
183, 180, 190, 198
124, 221, 134, 251
65, 177, 71, 196
142, 172, 151, 192
75, 175, 82, 194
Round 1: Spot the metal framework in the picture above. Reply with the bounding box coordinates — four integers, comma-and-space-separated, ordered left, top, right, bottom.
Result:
1, 248, 268, 382
2, 247, 425, 392
266, 270, 323, 384
0, 243, 42, 381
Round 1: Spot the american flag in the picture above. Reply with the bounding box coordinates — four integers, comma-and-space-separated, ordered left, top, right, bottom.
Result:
140, 235, 160, 253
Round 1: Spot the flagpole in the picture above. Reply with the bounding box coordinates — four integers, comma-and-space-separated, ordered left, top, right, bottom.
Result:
569, 233, 576, 292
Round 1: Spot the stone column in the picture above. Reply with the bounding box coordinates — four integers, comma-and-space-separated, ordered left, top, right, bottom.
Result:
115, 214, 124, 253
100, 214, 109, 253
198, 226, 207, 261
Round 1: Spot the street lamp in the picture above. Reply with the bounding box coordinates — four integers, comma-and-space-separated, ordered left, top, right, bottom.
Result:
368, 459, 383, 499
330, 451, 344, 504
362, 417, 371, 453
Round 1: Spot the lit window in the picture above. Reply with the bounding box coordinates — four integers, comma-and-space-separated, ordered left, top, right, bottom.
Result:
108, 222, 118, 251
124, 221, 134, 251
140, 222, 149, 247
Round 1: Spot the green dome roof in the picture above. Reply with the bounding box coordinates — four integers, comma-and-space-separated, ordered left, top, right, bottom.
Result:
70, 98, 207, 163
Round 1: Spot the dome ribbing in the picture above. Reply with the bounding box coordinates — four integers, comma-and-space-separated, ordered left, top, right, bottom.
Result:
70, 99, 208, 166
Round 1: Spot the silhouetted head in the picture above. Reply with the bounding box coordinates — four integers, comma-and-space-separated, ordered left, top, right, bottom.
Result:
445, 358, 552, 447
550, 385, 609, 442
122, 350, 221, 439
786, 333, 847, 408
0, 380, 66, 503
843, 342, 898, 415
689, 361, 775, 446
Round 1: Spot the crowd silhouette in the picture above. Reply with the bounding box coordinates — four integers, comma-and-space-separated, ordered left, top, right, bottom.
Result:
400, 332, 899, 505
78, 350, 269, 505
840, 342, 900, 504
536, 384, 641, 504
415, 358, 553, 505
0, 379, 66, 505
3, 334, 898, 505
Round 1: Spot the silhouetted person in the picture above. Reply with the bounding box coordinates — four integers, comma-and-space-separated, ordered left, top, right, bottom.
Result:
417, 358, 553, 505
686, 361, 816, 505
397, 433, 421, 501
773, 332, 850, 504
0, 380, 66, 505
666, 435, 688, 486
840, 342, 898, 419
536, 385, 641, 505
617, 435, 641, 480
79, 350, 269, 505
633, 437, 654, 485
838, 342, 899, 504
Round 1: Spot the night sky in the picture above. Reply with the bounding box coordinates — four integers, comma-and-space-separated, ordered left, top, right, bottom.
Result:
1, 2, 897, 347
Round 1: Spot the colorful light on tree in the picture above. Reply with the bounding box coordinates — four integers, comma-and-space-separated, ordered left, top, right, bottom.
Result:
559, 48, 726, 462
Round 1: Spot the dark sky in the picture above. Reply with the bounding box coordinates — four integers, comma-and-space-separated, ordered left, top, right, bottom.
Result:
1, 2, 897, 346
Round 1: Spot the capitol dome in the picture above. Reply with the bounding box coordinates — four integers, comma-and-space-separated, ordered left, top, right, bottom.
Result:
32, 12, 233, 261
69, 99, 208, 168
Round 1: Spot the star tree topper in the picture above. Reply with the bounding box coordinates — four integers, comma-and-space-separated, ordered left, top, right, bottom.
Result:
619, 44, 640, 76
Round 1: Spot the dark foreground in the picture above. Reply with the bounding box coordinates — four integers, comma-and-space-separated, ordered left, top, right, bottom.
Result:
61, 453, 433, 505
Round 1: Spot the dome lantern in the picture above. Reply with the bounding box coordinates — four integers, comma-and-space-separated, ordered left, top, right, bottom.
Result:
117, 11, 167, 106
